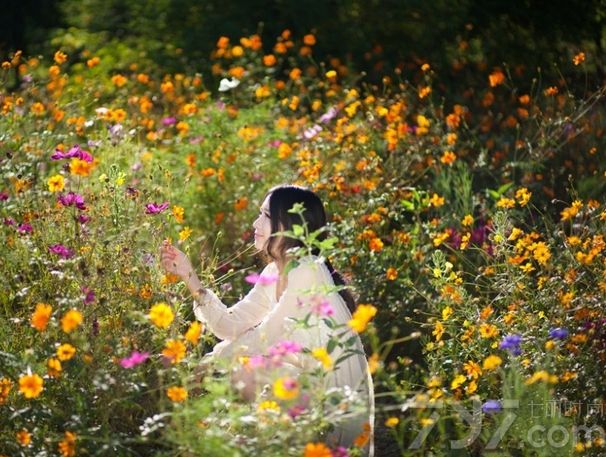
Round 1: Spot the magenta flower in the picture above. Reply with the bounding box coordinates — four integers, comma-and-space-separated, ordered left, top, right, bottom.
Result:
49, 244, 74, 258
331, 447, 350, 457
58, 192, 86, 210
245, 272, 279, 286
82, 287, 95, 305
78, 214, 91, 224
162, 116, 177, 126
145, 202, 170, 214
51, 144, 94, 162
119, 351, 150, 368
0, 191, 9, 201
17, 223, 33, 234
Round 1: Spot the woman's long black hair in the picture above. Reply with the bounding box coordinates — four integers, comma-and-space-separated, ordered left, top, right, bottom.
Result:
262, 184, 357, 314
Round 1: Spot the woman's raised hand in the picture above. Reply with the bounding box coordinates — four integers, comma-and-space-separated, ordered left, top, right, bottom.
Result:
159, 240, 194, 280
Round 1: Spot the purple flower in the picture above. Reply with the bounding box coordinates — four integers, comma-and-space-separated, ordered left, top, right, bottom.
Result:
17, 223, 33, 234
3, 217, 15, 226
82, 287, 95, 304
500, 334, 522, 355
120, 351, 150, 368
145, 202, 170, 214
0, 191, 9, 201
51, 144, 94, 162
245, 272, 279, 286
548, 327, 569, 340
303, 124, 322, 140
58, 192, 86, 210
78, 214, 91, 224
331, 447, 350, 457
49, 244, 74, 258
319, 106, 338, 123
162, 116, 177, 126
482, 400, 502, 415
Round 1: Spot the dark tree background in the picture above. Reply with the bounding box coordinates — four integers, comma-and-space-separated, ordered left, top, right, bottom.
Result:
2, 0, 605, 81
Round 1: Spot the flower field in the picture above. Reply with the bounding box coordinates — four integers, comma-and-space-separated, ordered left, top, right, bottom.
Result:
1, 30, 606, 456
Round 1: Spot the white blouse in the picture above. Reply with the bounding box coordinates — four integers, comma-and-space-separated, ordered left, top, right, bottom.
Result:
192, 255, 374, 455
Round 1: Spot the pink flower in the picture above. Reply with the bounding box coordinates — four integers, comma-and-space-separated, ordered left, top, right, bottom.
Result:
268, 340, 302, 357
145, 202, 170, 214
120, 351, 150, 368
49, 244, 74, 258
245, 272, 279, 286
311, 297, 334, 317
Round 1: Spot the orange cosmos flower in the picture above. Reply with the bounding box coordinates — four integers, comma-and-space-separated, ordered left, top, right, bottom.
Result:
31, 303, 52, 331
18, 373, 44, 399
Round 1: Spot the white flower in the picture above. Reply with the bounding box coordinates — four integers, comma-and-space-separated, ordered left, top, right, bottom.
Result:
218, 77, 240, 92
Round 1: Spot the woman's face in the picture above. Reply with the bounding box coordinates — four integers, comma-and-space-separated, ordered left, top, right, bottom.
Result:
253, 195, 272, 251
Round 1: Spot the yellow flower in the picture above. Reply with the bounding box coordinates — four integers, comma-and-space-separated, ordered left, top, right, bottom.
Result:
273, 377, 299, 400
166, 386, 188, 402
47, 358, 62, 378
304, 442, 332, 457
560, 200, 582, 221
479, 323, 499, 339
162, 339, 186, 364
57, 343, 76, 361
31, 303, 52, 331
420, 417, 435, 427
463, 361, 482, 379
184, 321, 202, 345
61, 309, 83, 333
367, 352, 380, 374
18, 373, 43, 399
58, 431, 76, 457
0, 378, 13, 404
178, 227, 193, 241
465, 380, 478, 394
515, 187, 531, 206
433, 321, 445, 341
496, 197, 515, 208
461, 214, 474, 227
450, 374, 466, 390
428, 193, 445, 207
16, 429, 32, 446
172, 205, 185, 223
47, 174, 65, 192
258, 400, 281, 413
311, 347, 333, 370
441, 306, 453, 321
526, 370, 558, 385
348, 304, 378, 333
149, 303, 174, 328
385, 417, 400, 427
482, 355, 502, 371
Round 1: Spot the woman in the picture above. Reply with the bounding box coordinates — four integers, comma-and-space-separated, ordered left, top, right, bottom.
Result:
159, 184, 374, 455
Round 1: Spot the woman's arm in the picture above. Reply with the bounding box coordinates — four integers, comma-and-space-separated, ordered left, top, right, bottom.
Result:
160, 241, 273, 340
188, 266, 274, 340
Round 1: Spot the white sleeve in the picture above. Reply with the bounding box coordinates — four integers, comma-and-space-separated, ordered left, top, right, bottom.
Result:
193, 263, 274, 341
218, 259, 330, 366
